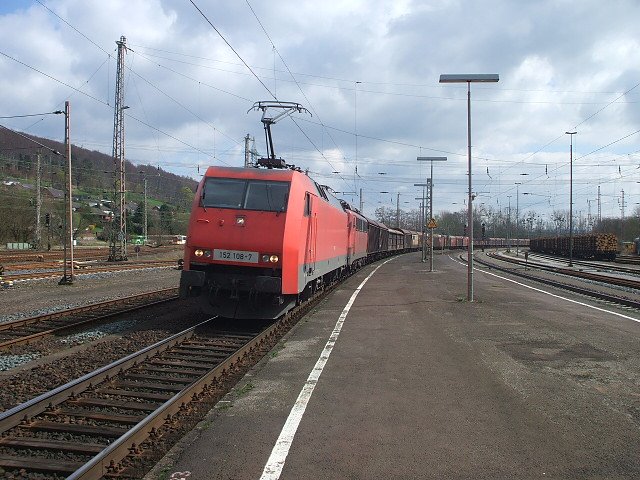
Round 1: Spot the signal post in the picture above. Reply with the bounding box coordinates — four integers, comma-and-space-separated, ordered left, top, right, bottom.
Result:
427, 217, 438, 272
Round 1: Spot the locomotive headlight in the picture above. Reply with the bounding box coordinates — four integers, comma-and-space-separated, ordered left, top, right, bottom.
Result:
261, 254, 279, 263
236, 216, 245, 225
194, 249, 204, 257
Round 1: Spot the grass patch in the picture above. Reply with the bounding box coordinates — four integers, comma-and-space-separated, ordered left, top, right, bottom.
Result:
270, 342, 286, 358
236, 381, 255, 397
157, 466, 172, 480
198, 418, 215, 430
215, 402, 233, 411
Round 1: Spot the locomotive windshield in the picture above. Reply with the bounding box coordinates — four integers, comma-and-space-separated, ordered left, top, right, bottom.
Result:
202, 178, 290, 212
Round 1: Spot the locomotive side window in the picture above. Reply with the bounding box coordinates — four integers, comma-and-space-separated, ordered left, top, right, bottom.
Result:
304, 192, 311, 216
245, 181, 289, 212
202, 177, 290, 212
202, 178, 246, 208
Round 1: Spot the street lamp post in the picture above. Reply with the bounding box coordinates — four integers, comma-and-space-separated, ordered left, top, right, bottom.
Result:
417, 156, 447, 272
355, 80, 361, 178
439, 73, 499, 301
566, 131, 577, 267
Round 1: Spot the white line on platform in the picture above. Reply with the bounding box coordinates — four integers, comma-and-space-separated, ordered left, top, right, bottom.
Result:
449, 255, 640, 324
259, 257, 395, 480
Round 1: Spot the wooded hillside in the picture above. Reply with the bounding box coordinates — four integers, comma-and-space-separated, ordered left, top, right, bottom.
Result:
0, 128, 197, 201
0, 127, 200, 247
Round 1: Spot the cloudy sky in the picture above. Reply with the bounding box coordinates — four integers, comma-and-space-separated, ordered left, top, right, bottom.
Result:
1, 0, 639, 225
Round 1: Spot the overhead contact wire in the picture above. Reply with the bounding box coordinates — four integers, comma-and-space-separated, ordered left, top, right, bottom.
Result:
189, 0, 276, 99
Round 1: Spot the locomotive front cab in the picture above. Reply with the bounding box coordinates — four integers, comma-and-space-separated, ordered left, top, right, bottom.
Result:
180, 168, 296, 318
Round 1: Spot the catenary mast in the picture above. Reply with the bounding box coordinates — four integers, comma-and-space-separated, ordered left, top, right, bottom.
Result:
109, 35, 128, 261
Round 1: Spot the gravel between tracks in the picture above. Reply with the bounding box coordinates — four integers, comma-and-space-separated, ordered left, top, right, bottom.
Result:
0, 247, 184, 322
476, 251, 640, 305
0, 248, 209, 413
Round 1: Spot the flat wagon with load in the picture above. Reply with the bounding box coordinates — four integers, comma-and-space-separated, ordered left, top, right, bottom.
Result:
529, 233, 618, 260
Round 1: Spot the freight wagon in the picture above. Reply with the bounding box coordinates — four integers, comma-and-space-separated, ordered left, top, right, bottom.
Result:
529, 233, 617, 260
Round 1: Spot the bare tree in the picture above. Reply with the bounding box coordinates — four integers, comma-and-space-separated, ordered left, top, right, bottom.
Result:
551, 210, 566, 237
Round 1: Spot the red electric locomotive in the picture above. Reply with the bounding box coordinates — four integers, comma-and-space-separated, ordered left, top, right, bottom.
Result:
180, 101, 422, 319
179, 164, 355, 318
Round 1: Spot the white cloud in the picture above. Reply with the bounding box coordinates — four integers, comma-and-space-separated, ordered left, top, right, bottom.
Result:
0, 0, 638, 220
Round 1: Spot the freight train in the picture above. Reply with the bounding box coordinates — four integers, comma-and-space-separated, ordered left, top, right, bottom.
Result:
529, 233, 618, 260
179, 101, 531, 318
177, 162, 531, 319
179, 163, 422, 319
429, 235, 528, 250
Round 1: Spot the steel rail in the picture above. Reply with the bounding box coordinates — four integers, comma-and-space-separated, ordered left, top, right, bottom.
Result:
487, 252, 640, 290
0, 246, 178, 264
1, 260, 177, 283
616, 255, 640, 266
68, 318, 282, 480
0, 248, 111, 263
0, 254, 399, 478
0, 287, 179, 349
0, 317, 280, 479
473, 255, 640, 310
0, 318, 212, 434
529, 252, 640, 275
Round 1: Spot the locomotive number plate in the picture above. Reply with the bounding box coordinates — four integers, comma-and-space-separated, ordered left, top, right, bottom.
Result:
213, 249, 259, 263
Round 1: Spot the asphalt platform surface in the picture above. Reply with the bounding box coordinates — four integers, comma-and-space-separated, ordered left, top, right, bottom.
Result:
147, 251, 640, 480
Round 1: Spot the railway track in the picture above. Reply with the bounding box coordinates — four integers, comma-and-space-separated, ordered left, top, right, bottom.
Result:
528, 252, 640, 276
488, 252, 640, 291
0, 256, 341, 479
474, 253, 640, 310
1, 260, 178, 283
4, 261, 83, 271
0, 313, 307, 479
0, 288, 179, 350
0, 317, 277, 478
616, 255, 640, 266
0, 248, 110, 264
0, 246, 179, 264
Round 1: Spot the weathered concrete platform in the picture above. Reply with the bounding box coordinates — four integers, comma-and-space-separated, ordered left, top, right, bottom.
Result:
148, 251, 640, 480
